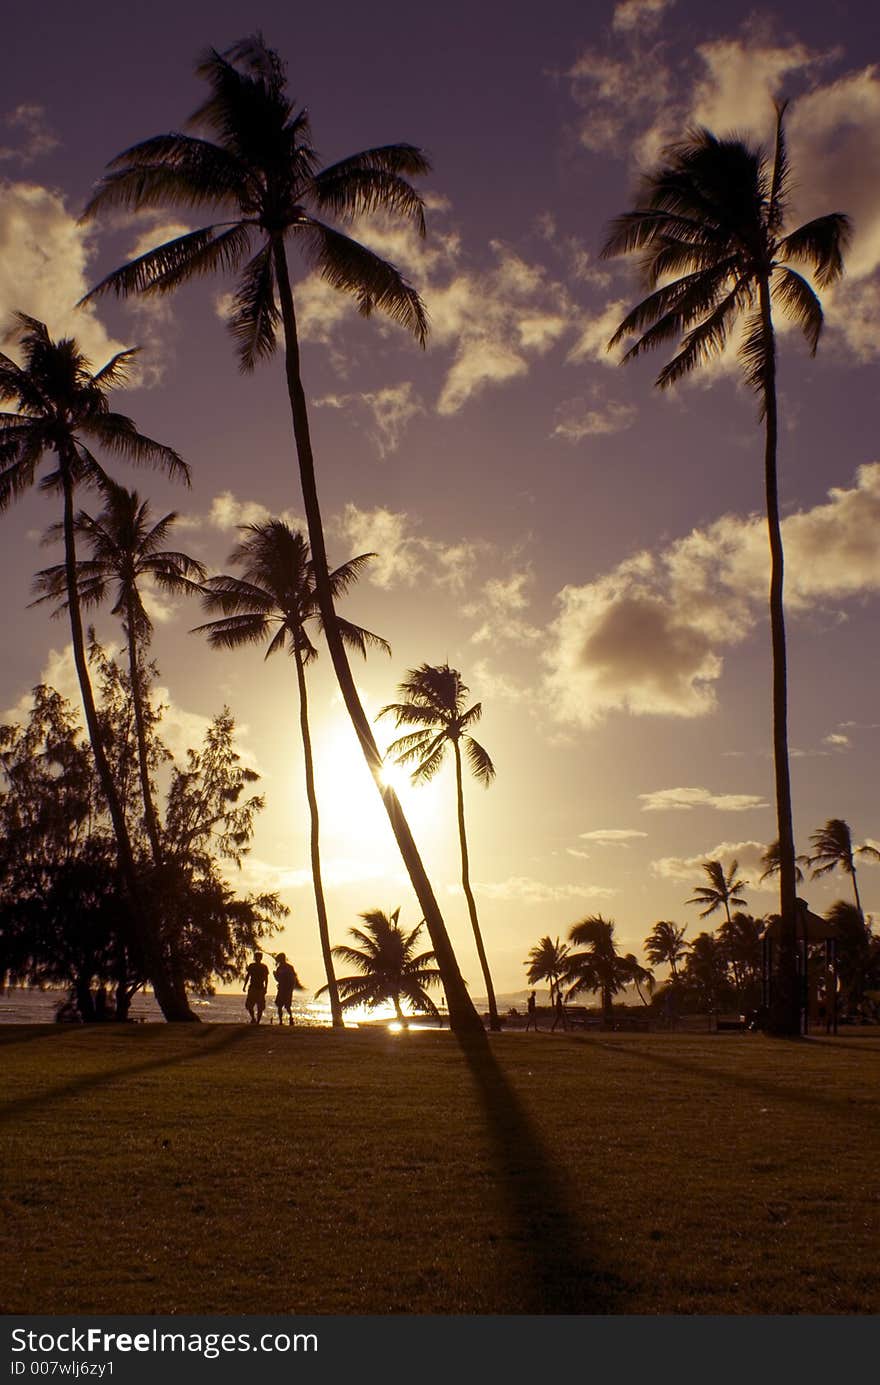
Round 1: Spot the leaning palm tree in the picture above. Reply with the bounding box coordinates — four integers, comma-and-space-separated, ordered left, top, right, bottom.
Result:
565, 915, 652, 1027
318, 908, 441, 1024
193, 520, 389, 1029
525, 936, 572, 1005
0, 314, 194, 1020
601, 108, 850, 1033
378, 664, 499, 1031
808, 819, 880, 920
32, 484, 206, 865
643, 920, 689, 977
82, 36, 481, 1034
687, 859, 748, 925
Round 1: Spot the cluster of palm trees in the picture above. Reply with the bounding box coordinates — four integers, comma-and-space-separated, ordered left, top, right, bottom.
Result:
0, 35, 861, 1035
526, 919, 653, 1026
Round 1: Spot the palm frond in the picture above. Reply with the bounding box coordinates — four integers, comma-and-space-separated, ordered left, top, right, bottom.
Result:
778, 214, 851, 288
313, 149, 429, 234
83, 415, 190, 485
773, 266, 823, 353
296, 217, 428, 346
736, 309, 771, 399
331, 615, 391, 659
464, 735, 495, 786
83, 224, 252, 302
226, 243, 279, 371
191, 611, 273, 650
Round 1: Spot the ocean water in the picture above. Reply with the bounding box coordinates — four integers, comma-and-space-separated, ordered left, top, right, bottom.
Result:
0, 987, 452, 1028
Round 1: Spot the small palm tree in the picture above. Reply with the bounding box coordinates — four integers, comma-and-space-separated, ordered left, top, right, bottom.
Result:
378, 664, 499, 1031
602, 108, 850, 1034
32, 484, 206, 864
643, 920, 689, 977
682, 932, 730, 1013
193, 520, 389, 1028
319, 908, 441, 1023
82, 36, 482, 1035
759, 838, 808, 885
0, 314, 192, 1020
565, 915, 653, 1027
809, 819, 880, 920
717, 912, 764, 999
525, 936, 571, 1004
687, 859, 748, 924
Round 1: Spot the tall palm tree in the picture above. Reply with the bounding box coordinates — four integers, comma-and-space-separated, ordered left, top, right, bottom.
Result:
601, 108, 850, 1033
378, 664, 499, 1031
193, 520, 389, 1029
525, 935, 571, 1004
318, 908, 441, 1024
643, 920, 689, 977
759, 838, 808, 885
808, 819, 880, 920
0, 314, 194, 1020
687, 859, 748, 925
565, 915, 652, 1027
82, 36, 481, 1034
32, 484, 206, 865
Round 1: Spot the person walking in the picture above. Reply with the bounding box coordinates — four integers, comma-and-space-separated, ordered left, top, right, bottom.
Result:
244, 951, 269, 1024
274, 952, 300, 1027
525, 990, 538, 1031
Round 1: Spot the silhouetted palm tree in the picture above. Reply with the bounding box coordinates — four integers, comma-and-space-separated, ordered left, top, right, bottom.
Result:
0, 314, 193, 1020
759, 838, 807, 885
32, 484, 206, 864
83, 37, 482, 1034
565, 915, 652, 1027
682, 931, 729, 1013
525, 936, 571, 1004
602, 109, 850, 1033
809, 819, 880, 920
717, 911, 763, 1000
319, 908, 441, 1023
194, 520, 389, 1028
687, 859, 748, 924
378, 664, 499, 1031
643, 920, 688, 977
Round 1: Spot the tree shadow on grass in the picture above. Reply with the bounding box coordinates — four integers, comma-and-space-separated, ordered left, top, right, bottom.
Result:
0, 1025, 250, 1127
0, 1026, 75, 1049
575, 1034, 880, 1123
456, 1033, 627, 1313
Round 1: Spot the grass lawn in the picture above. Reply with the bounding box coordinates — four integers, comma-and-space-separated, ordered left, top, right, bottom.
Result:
2, 1024, 879, 1314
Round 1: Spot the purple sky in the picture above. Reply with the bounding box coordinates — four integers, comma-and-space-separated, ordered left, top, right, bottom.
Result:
2, 0, 879, 1000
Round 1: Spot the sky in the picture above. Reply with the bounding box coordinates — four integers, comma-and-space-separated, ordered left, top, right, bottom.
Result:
1, 0, 879, 1001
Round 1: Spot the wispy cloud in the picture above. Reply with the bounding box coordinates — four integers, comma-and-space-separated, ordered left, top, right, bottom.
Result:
639, 787, 768, 813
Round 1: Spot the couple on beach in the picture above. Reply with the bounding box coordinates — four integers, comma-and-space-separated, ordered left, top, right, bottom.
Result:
243, 950, 300, 1026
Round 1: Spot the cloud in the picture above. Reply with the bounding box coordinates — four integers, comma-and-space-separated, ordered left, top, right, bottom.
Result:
552, 395, 636, 440
313, 381, 423, 456
823, 732, 851, 749
0, 105, 59, 164
544, 464, 880, 726
467, 569, 542, 647
639, 787, 768, 813
580, 828, 648, 844
336, 504, 478, 592
566, 299, 629, 366
176, 491, 305, 536
651, 840, 772, 893
470, 876, 617, 903
612, 0, 675, 34
0, 181, 128, 373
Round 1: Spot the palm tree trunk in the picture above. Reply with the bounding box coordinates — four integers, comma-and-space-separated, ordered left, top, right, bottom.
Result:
452, 740, 500, 1031
851, 866, 863, 920
270, 236, 482, 1037
759, 277, 799, 1036
124, 598, 163, 864
60, 461, 195, 1022
293, 640, 344, 1027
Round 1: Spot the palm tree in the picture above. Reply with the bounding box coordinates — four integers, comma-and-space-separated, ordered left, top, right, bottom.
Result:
687, 859, 748, 925
601, 108, 850, 1033
717, 911, 764, 1000
643, 920, 688, 977
0, 314, 194, 1020
682, 932, 730, 1013
318, 908, 441, 1024
759, 838, 808, 885
193, 520, 389, 1029
378, 664, 499, 1031
564, 915, 652, 1027
525, 936, 571, 1004
32, 484, 206, 865
82, 36, 481, 1034
808, 819, 880, 920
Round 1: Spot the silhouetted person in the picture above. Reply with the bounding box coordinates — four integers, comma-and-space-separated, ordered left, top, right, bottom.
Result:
551, 989, 566, 1032
244, 950, 269, 1023
525, 990, 538, 1031
274, 952, 297, 1026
